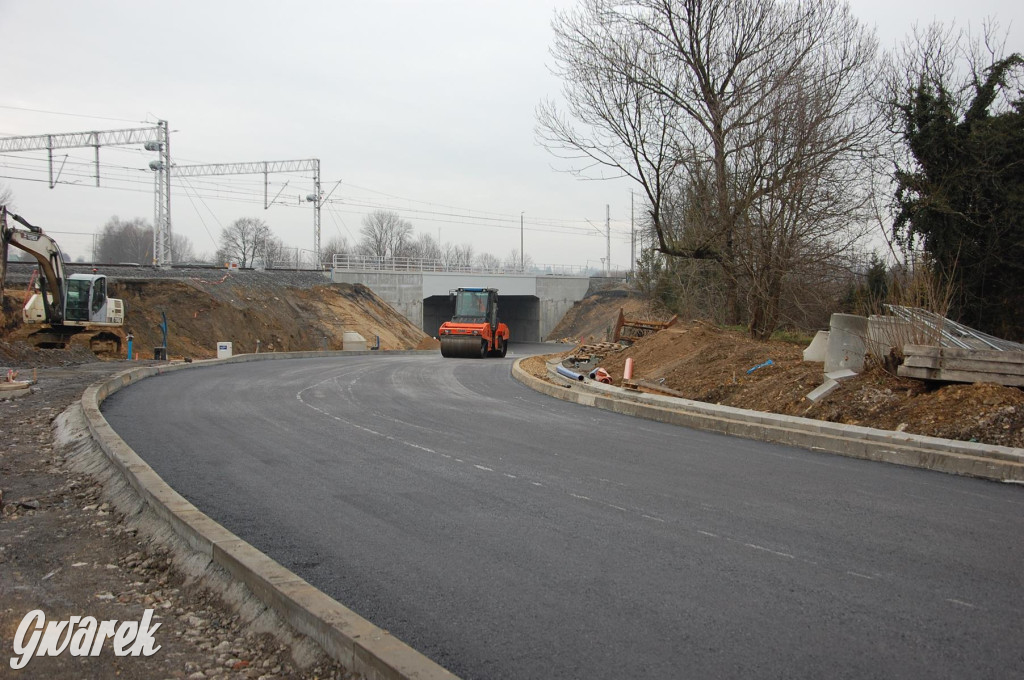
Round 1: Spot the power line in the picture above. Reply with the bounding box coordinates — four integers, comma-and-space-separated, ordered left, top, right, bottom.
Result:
0, 104, 144, 125
178, 176, 223, 249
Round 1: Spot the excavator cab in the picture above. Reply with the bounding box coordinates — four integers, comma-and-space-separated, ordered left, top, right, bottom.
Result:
25, 273, 122, 326
63, 274, 114, 323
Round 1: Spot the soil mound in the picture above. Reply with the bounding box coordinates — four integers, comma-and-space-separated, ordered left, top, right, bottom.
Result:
587, 321, 1024, 448
1, 274, 430, 366
546, 286, 669, 342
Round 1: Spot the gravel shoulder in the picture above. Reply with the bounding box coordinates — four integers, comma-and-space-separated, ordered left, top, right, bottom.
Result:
0, 361, 353, 679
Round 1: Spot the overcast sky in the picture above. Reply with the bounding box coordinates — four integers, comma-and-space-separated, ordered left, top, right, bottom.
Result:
1, 0, 1019, 268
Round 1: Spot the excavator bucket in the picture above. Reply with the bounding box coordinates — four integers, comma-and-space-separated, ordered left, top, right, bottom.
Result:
440, 335, 486, 358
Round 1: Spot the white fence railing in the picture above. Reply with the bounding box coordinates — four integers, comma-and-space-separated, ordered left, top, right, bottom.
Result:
269, 247, 321, 270
330, 254, 591, 276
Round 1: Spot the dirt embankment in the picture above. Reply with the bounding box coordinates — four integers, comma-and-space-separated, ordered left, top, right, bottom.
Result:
545, 290, 1024, 448
1, 272, 435, 365
546, 286, 667, 342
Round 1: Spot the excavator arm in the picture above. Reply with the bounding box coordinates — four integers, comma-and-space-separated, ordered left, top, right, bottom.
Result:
1, 206, 68, 325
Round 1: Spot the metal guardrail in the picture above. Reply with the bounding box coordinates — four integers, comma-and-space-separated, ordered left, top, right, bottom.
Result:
330, 254, 590, 276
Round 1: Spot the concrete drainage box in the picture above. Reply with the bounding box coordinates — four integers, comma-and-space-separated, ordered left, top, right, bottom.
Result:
342, 332, 367, 351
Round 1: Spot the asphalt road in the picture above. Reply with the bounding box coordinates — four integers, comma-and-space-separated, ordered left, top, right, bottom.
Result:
102, 345, 1024, 679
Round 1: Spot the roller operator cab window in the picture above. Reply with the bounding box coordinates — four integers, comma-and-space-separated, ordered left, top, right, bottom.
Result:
454, 292, 489, 321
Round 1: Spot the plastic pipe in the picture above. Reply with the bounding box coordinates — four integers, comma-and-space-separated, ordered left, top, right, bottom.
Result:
624, 357, 634, 380
556, 364, 585, 381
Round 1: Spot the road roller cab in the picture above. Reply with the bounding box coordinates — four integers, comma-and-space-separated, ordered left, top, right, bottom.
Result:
439, 287, 510, 358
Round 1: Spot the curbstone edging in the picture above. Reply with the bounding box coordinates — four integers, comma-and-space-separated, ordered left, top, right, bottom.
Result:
511, 357, 1024, 484
79, 349, 458, 680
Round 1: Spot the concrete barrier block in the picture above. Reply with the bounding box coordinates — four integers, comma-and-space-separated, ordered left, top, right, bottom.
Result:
825, 313, 868, 373
803, 330, 829, 362
806, 378, 839, 402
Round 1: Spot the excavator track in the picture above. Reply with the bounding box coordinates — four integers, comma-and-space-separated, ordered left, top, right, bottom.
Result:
440, 335, 486, 358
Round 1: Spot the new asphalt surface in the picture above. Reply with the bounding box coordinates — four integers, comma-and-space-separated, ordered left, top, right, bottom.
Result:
101, 344, 1024, 679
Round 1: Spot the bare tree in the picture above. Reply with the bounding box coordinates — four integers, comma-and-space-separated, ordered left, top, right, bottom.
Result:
405, 232, 444, 261
217, 217, 272, 268
442, 242, 475, 269
94, 216, 195, 264
503, 249, 534, 271
321, 235, 351, 267
358, 210, 413, 259
95, 216, 155, 264
258, 235, 287, 269
476, 252, 503, 270
170, 233, 196, 263
0, 183, 13, 210
539, 0, 880, 337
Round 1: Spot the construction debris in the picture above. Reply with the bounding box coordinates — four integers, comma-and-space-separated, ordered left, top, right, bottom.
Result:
574, 341, 629, 356
622, 378, 689, 398
613, 308, 678, 343
898, 344, 1024, 387
884, 305, 1024, 352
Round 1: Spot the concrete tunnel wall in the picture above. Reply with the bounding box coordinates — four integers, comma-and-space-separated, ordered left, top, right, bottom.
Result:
331, 270, 591, 343
331, 271, 424, 327
423, 295, 541, 342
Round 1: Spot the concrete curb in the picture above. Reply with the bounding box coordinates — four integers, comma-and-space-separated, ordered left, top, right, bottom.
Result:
511, 358, 1024, 484
80, 349, 457, 680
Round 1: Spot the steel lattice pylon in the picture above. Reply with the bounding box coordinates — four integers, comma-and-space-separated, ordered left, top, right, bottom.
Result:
0, 121, 174, 265
0, 123, 326, 267
173, 158, 322, 267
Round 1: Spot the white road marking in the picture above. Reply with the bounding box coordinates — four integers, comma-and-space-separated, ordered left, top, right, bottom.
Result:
642, 514, 665, 522
531, 482, 543, 487
744, 543, 795, 559
947, 598, 977, 609
847, 571, 874, 580
697, 530, 718, 537
296, 383, 436, 454
503, 473, 517, 479
475, 465, 494, 472
569, 493, 590, 500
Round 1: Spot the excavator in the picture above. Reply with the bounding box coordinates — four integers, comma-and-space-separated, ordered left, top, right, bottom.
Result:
1, 206, 125, 353
439, 287, 510, 358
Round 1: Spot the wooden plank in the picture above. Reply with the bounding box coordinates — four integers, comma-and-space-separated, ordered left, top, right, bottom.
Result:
903, 344, 1024, 364
631, 378, 690, 398
903, 355, 1024, 376
898, 365, 1024, 386
612, 308, 625, 342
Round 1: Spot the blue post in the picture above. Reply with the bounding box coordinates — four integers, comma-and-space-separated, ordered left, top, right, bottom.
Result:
127, 333, 134, 360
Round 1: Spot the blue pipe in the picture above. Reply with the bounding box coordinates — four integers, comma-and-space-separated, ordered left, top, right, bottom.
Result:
556, 364, 585, 381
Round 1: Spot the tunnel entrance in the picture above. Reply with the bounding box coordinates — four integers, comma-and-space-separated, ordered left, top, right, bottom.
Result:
423, 294, 541, 342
